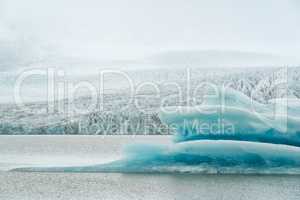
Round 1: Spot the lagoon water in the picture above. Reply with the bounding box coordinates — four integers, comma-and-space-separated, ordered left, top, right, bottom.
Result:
0, 136, 300, 200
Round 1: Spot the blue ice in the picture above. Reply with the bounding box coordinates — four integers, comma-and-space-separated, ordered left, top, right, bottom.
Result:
160, 87, 300, 146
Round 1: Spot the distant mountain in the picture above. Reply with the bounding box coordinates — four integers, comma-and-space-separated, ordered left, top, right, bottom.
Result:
1, 48, 299, 72
144, 50, 297, 67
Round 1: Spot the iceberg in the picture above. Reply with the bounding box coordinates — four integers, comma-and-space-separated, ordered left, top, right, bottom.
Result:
12, 88, 300, 174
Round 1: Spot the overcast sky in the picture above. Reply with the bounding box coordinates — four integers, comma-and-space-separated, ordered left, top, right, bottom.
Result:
0, 0, 300, 69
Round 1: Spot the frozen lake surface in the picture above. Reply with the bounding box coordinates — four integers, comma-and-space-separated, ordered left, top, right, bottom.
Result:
0, 136, 300, 200
1, 172, 300, 200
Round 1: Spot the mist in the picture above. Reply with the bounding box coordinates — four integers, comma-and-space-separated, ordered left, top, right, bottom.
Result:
0, 0, 300, 72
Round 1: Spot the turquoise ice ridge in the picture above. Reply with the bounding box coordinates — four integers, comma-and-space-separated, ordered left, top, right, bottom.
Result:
160, 87, 300, 146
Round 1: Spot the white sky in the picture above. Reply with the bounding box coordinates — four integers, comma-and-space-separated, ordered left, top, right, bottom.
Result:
0, 0, 300, 67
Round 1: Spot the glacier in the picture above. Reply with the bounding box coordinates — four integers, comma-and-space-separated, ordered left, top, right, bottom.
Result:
12, 88, 300, 174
